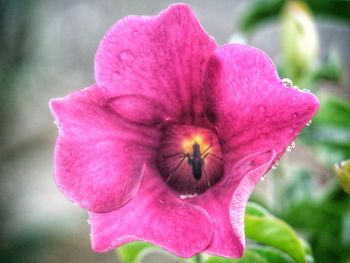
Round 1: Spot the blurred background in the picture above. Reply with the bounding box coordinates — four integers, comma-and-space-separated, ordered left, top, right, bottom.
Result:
0, 0, 349, 262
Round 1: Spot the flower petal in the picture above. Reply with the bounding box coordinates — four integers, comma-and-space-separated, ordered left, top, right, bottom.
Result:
89, 165, 214, 258
204, 44, 320, 163
50, 86, 160, 212
189, 150, 276, 258
95, 3, 216, 124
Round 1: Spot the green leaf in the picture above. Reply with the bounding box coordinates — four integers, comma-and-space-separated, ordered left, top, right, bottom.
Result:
117, 242, 152, 263
245, 202, 272, 217
250, 245, 297, 263
282, 193, 350, 263
204, 249, 268, 263
245, 213, 308, 263
301, 93, 350, 162
312, 95, 350, 128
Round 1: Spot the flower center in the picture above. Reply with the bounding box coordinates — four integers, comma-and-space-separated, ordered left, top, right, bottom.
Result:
157, 124, 224, 195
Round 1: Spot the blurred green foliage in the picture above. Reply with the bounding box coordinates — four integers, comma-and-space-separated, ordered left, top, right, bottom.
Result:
240, 0, 350, 34
281, 187, 350, 263
303, 94, 350, 163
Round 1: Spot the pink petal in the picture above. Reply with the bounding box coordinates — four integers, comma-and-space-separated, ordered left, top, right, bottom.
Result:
50, 86, 160, 212
188, 150, 276, 257
204, 44, 320, 163
89, 164, 214, 258
95, 3, 216, 124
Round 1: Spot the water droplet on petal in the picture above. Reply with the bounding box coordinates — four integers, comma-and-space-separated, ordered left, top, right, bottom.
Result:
124, 148, 129, 153
260, 174, 267, 181
100, 87, 107, 94
306, 120, 312, 126
258, 105, 266, 112
282, 78, 293, 87
272, 162, 279, 170
179, 193, 198, 200
112, 71, 122, 79
119, 50, 134, 61
255, 70, 261, 76
244, 76, 249, 82
132, 30, 138, 36
287, 141, 296, 152
231, 80, 237, 86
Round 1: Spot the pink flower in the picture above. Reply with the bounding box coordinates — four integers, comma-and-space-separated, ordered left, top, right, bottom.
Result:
50, 3, 319, 259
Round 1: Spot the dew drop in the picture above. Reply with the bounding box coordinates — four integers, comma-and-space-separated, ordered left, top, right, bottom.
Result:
100, 86, 107, 95
306, 120, 312, 126
291, 97, 298, 104
231, 80, 237, 86
179, 193, 198, 200
260, 174, 267, 181
272, 162, 279, 170
244, 76, 249, 82
287, 141, 296, 152
282, 78, 293, 87
132, 30, 138, 36
255, 70, 261, 76
119, 50, 134, 61
112, 71, 122, 79
258, 105, 266, 112
124, 148, 129, 153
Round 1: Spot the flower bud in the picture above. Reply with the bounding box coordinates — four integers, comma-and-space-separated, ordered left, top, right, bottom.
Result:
334, 160, 350, 194
282, 1, 319, 81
